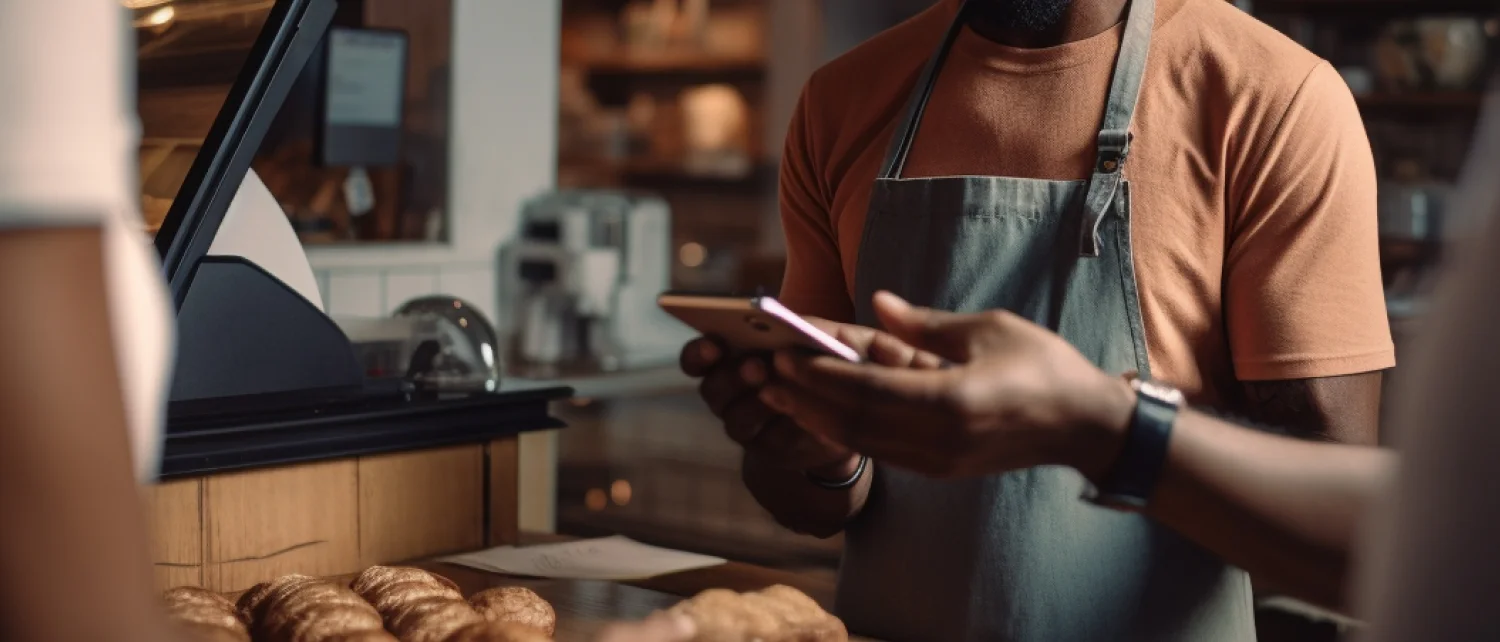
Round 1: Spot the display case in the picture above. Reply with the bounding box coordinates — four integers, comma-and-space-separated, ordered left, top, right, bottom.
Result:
137, 0, 570, 592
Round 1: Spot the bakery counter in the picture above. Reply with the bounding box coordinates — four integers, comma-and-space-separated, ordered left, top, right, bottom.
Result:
405, 564, 837, 642
189, 540, 872, 642
401, 533, 876, 641
160, 386, 572, 479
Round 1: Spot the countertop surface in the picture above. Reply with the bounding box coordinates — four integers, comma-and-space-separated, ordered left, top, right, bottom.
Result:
160, 386, 571, 478
409, 533, 872, 641
224, 533, 869, 641
504, 366, 694, 400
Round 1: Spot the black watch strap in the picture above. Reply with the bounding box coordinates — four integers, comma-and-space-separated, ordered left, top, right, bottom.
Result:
1091, 380, 1181, 510
807, 456, 869, 490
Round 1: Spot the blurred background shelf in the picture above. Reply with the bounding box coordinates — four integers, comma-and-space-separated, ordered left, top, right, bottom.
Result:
568, 49, 767, 75
1253, 0, 1500, 17
560, 155, 775, 189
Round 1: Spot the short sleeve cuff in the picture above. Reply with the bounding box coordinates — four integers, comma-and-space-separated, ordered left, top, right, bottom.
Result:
1234, 346, 1396, 381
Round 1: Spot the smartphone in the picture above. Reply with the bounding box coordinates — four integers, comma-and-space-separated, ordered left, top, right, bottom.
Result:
657, 293, 861, 362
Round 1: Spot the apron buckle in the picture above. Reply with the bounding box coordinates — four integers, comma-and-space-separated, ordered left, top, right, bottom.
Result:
1096, 130, 1133, 173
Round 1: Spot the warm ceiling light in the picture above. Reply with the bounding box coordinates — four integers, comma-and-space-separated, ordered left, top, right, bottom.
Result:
137, 5, 175, 28
122, 0, 172, 8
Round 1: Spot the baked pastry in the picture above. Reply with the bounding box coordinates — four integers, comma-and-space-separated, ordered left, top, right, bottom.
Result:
443, 620, 553, 642
668, 585, 846, 642
352, 566, 461, 599
162, 586, 251, 642
236, 574, 390, 642
352, 566, 482, 642
320, 633, 403, 642
468, 587, 556, 636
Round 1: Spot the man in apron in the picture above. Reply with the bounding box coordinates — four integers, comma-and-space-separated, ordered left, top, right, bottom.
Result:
681, 0, 1392, 639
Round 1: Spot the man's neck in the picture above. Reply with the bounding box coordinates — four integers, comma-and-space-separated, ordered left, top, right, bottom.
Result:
968, 0, 1131, 49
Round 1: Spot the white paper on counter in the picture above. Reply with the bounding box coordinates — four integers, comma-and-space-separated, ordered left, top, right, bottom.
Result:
438, 536, 726, 581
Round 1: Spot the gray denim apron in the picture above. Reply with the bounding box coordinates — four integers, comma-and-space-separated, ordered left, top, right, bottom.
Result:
836, 1, 1255, 640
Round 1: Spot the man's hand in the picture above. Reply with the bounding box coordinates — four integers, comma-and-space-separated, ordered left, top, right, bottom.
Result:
679, 315, 944, 477
758, 292, 1136, 481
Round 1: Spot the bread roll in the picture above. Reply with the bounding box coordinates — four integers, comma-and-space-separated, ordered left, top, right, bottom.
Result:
370, 580, 464, 614
162, 586, 250, 642
353, 566, 483, 642
468, 587, 556, 636
352, 566, 460, 599
237, 574, 388, 642
321, 633, 401, 642
174, 622, 254, 642
668, 585, 846, 642
443, 620, 553, 642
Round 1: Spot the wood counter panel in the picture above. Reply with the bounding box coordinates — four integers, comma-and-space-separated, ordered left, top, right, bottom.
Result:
204, 460, 361, 592
145, 479, 204, 589
358, 446, 485, 566
488, 437, 521, 546
148, 439, 524, 592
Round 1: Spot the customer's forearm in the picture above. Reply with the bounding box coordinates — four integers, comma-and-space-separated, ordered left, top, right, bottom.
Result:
0, 229, 178, 642
1138, 410, 1394, 611
742, 453, 871, 538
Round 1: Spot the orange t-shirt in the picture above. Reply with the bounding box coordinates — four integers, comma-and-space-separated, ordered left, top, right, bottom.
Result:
778, 0, 1394, 404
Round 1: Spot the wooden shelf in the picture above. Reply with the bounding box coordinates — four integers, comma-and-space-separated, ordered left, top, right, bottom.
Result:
560, 155, 773, 187
571, 49, 765, 74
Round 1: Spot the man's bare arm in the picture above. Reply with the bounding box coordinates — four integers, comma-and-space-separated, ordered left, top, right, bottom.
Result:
1238, 371, 1384, 445
742, 450, 873, 539
1222, 371, 1385, 600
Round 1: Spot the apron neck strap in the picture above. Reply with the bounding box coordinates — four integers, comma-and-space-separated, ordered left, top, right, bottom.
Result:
1080, 0, 1156, 257
879, 0, 1158, 181
1093, 0, 1156, 173
879, 1, 972, 180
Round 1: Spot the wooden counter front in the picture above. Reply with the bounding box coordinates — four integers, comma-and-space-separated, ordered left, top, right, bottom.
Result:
145, 439, 524, 593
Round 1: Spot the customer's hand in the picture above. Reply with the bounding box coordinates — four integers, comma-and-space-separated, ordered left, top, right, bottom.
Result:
679, 314, 945, 477
758, 292, 1136, 480
595, 611, 696, 642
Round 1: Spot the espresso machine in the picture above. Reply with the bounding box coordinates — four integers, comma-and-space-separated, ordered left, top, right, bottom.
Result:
500, 190, 693, 376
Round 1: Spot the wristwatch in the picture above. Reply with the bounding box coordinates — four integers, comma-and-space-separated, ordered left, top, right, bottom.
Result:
1088, 378, 1184, 511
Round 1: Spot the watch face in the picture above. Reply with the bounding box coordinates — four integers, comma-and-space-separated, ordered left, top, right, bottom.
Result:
1134, 380, 1184, 406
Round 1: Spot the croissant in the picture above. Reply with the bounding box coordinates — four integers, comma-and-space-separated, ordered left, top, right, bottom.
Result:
443, 620, 553, 642
668, 585, 846, 642
237, 574, 394, 642
162, 586, 251, 642
468, 587, 556, 636
352, 566, 483, 642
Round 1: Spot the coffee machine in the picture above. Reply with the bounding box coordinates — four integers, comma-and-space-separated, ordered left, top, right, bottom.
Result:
499, 190, 693, 376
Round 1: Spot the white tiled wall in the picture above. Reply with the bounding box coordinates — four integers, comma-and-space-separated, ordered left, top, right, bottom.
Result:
317, 263, 496, 321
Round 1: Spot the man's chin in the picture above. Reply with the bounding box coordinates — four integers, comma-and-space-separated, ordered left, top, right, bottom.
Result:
969, 0, 1076, 33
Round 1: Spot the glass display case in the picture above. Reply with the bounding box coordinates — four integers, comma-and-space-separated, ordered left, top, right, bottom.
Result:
133, 0, 453, 244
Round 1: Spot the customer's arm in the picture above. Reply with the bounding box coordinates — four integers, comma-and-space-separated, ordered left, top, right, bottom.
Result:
0, 229, 177, 642
1141, 408, 1393, 611
0, 1, 176, 639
